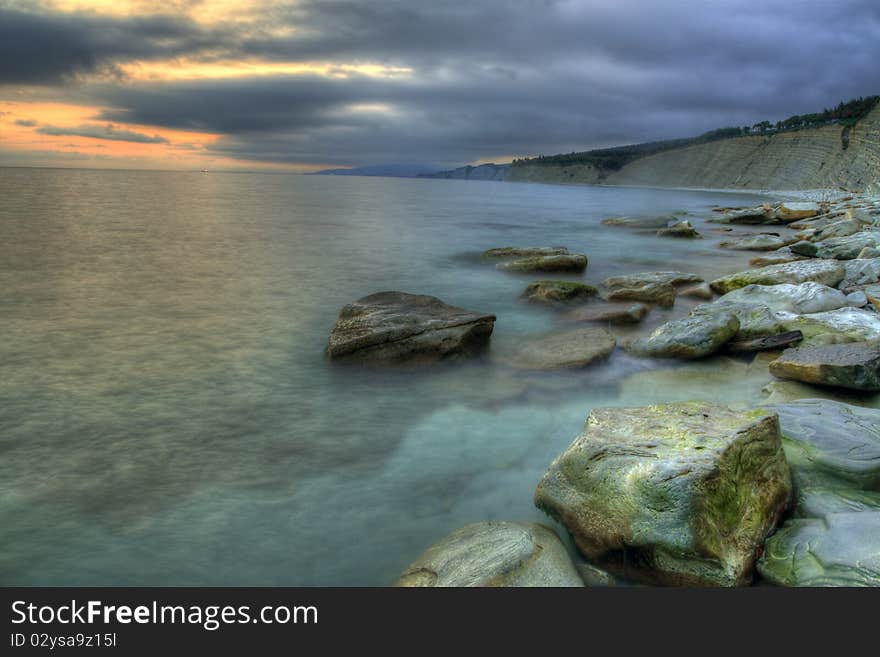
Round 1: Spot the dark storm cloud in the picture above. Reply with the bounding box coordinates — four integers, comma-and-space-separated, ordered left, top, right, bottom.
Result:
5, 0, 880, 166
0, 4, 228, 84
37, 123, 170, 144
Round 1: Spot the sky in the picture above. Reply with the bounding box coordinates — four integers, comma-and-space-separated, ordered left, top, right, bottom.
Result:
1, 0, 879, 172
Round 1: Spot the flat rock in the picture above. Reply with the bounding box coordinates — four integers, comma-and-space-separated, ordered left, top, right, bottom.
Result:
562, 301, 649, 324
719, 234, 796, 251
326, 291, 495, 361
717, 282, 848, 315
812, 231, 880, 260
628, 312, 740, 359
603, 271, 703, 289
709, 260, 846, 294
502, 327, 615, 370
521, 280, 598, 305
394, 521, 583, 587
534, 402, 792, 586
497, 253, 588, 273
605, 282, 676, 308
483, 246, 569, 258
601, 214, 678, 228
803, 219, 866, 242
783, 307, 880, 345
777, 202, 820, 222
709, 207, 774, 225
758, 513, 880, 586
770, 340, 880, 390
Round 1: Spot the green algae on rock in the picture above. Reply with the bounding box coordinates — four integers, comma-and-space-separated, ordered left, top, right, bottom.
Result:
497, 253, 588, 273
758, 512, 880, 586
394, 521, 583, 587
534, 401, 792, 586
521, 280, 598, 305
709, 260, 846, 294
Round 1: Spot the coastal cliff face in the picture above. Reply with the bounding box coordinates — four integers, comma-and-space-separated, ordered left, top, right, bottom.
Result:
508, 104, 880, 191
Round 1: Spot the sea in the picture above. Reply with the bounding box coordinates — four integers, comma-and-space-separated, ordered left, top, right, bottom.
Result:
0, 167, 776, 585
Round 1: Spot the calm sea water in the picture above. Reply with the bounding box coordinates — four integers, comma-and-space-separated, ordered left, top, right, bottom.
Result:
0, 167, 774, 585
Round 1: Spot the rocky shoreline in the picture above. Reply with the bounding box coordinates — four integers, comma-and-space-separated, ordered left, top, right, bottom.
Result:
327, 192, 880, 587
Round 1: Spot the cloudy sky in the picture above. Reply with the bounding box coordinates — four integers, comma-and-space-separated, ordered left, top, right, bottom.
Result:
1, 0, 878, 172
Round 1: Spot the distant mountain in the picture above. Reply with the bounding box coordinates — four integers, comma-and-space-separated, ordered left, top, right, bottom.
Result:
420, 163, 509, 181
308, 163, 439, 178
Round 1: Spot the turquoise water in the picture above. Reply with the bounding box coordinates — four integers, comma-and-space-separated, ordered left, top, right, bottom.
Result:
0, 168, 772, 585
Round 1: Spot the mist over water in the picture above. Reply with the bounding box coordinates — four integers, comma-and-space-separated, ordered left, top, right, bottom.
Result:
0, 168, 772, 585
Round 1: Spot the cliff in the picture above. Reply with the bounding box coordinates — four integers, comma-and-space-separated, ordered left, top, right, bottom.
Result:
421, 163, 509, 181
507, 103, 880, 192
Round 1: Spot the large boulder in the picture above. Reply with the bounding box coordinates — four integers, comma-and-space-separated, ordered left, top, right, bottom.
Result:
719, 234, 797, 251
394, 521, 583, 587
497, 254, 588, 273
483, 246, 569, 258
716, 282, 848, 315
758, 513, 880, 586
326, 291, 495, 361
501, 327, 616, 370
709, 260, 846, 294
534, 402, 792, 586
769, 340, 880, 390
562, 301, 650, 324
628, 312, 740, 359
521, 280, 598, 305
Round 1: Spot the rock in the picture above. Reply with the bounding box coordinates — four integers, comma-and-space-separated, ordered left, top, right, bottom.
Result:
758, 513, 880, 586
796, 488, 880, 518
839, 258, 880, 290
725, 330, 803, 354
605, 282, 676, 308
847, 291, 868, 307
534, 402, 792, 586
601, 214, 678, 228
628, 312, 739, 359
326, 291, 495, 361
521, 280, 598, 305
749, 248, 807, 267
805, 219, 866, 242
691, 301, 787, 341
858, 247, 880, 259
657, 220, 700, 238
502, 327, 616, 370
497, 254, 588, 273
782, 307, 880, 345
679, 282, 714, 300
766, 399, 880, 493
603, 271, 703, 289
788, 212, 844, 231
789, 240, 818, 257
719, 234, 796, 251
483, 246, 569, 258
716, 282, 848, 315
865, 284, 880, 309
777, 202, 820, 221
562, 301, 649, 324
709, 260, 846, 294
394, 521, 583, 587
709, 207, 774, 225
769, 340, 880, 390
576, 562, 618, 587
812, 231, 880, 260
761, 380, 880, 406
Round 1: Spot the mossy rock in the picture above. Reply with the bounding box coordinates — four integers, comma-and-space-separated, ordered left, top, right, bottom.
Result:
627, 312, 739, 359
497, 254, 588, 273
534, 401, 792, 586
709, 260, 846, 294
521, 280, 598, 305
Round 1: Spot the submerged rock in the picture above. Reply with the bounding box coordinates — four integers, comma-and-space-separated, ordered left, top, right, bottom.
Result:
534, 401, 792, 586
657, 220, 700, 238
497, 253, 588, 273
601, 214, 678, 228
769, 340, 880, 390
679, 282, 714, 300
394, 521, 583, 587
758, 512, 880, 586
605, 282, 676, 308
326, 291, 495, 361
521, 280, 598, 305
709, 260, 846, 294
483, 246, 569, 258
628, 312, 740, 359
562, 301, 649, 324
502, 327, 616, 370
719, 234, 796, 251
749, 247, 807, 267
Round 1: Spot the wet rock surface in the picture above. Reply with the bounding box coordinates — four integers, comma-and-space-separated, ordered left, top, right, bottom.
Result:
769, 340, 880, 390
